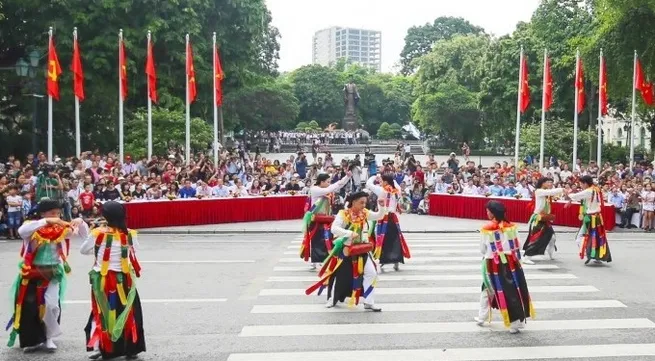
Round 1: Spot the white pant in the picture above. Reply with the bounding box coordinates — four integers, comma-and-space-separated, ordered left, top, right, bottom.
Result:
43, 281, 62, 339
478, 291, 522, 331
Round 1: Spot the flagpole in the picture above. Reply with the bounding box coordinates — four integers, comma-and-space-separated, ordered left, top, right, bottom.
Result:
185, 34, 191, 165
514, 46, 523, 172
573, 49, 580, 169
213, 32, 219, 167
630, 50, 637, 171
597, 49, 603, 165
74, 27, 81, 158
118, 29, 124, 164
147, 31, 153, 160
47, 27, 54, 163
539, 48, 547, 171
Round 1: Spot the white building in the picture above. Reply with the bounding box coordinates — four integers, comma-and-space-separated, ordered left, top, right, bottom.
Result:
602, 116, 651, 151
312, 27, 381, 72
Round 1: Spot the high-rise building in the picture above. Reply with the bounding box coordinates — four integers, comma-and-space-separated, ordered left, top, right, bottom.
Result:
312, 27, 381, 72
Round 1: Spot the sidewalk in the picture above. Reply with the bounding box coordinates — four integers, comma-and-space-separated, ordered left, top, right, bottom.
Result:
138, 214, 587, 234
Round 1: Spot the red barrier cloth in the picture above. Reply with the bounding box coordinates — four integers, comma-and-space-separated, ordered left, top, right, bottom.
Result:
428, 193, 615, 231
123, 196, 308, 229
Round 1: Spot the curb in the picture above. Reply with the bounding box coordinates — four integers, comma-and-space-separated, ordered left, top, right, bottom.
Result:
137, 229, 587, 235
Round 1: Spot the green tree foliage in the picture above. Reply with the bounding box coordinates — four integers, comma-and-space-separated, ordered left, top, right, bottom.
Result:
399, 16, 485, 75
223, 81, 299, 132
376, 122, 394, 140
0, 0, 279, 157
289, 65, 344, 127
124, 108, 212, 159
295, 120, 321, 132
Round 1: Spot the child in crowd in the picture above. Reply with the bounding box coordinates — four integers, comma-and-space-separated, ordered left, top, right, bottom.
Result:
5, 185, 23, 239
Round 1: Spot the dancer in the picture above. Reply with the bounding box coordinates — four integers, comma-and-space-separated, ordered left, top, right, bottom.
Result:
475, 201, 534, 334
568, 175, 612, 265
522, 177, 565, 264
81, 201, 146, 360
299, 171, 352, 270
305, 191, 387, 311
6, 199, 88, 352
366, 174, 410, 271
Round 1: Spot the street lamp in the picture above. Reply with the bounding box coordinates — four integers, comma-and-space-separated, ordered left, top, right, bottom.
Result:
14, 51, 43, 154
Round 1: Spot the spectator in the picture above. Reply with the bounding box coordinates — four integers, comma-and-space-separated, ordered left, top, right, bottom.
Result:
417, 194, 430, 215
641, 183, 655, 231
5, 185, 22, 239
179, 180, 197, 198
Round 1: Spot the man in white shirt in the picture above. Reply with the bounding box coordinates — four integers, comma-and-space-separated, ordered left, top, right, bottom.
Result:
211, 179, 230, 197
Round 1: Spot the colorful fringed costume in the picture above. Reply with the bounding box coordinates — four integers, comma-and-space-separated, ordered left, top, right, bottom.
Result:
305, 206, 387, 307
366, 177, 411, 265
479, 221, 534, 330
523, 188, 564, 258
299, 176, 350, 264
81, 227, 146, 359
6, 219, 87, 348
570, 186, 612, 264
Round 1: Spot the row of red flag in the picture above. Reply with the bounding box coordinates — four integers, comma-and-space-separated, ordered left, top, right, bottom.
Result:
46, 33, 225, 106
518, 52, 653, 115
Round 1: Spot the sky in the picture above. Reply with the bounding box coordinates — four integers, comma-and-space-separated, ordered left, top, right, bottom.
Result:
265, 0, 541, 73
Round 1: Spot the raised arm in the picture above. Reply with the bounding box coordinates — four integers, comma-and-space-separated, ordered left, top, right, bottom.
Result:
366, 206, 388, 222
18, 219, 48, 240
366, 176, 384, 197
535, 188, 565, 197
80, 230, 96, 255
311, 175, 351, 197
569, 188, 592, 202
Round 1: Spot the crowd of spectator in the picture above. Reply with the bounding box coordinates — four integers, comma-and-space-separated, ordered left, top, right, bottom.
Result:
0, 144, 654, 238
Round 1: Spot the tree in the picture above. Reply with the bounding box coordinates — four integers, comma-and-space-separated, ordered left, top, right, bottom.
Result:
0, 0, 280, 158
124, 108, 213, 158
377, 122, 394, 140
399, 16, 485, 75
223, 81, 300, 131
389, 123, 403, 138
289, 65, 343, 127
413, 82, 481, 146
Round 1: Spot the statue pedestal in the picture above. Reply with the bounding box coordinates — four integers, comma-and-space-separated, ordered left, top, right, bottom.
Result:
343, 113, 358, 131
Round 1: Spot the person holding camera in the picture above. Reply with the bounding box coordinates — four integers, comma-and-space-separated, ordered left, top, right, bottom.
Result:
35, 166, 63, 203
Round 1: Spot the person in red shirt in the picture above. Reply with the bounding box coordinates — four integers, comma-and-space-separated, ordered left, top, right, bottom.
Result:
414, 165, 425, 185
79, 184, 95, 217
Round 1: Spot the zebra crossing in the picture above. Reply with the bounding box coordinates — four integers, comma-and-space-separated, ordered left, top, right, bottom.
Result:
227, 233, 655, 361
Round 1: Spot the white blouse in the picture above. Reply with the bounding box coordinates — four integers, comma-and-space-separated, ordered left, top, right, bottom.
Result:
80, 228, 140, 272
331, 207, 387, 240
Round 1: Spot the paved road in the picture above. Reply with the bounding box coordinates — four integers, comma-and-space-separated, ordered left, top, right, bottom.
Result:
1, 231, 655, 361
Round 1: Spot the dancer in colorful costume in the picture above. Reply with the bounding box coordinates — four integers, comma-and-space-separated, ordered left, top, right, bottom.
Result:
299, 172, 352, 270
305, 191, 387, 311
6, 199, 89, 352
366, 174, 410, 271
475, 201, 534, 334
81, 201, 146, 360
522, 177, 564, 264
568, 175, 612, 265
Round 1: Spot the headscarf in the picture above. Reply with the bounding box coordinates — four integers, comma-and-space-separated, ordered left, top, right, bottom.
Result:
486, 200, 507, 222
102, 201, 128, 235
37, 198, 61, 215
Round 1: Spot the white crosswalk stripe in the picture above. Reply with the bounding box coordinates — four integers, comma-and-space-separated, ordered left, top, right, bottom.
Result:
228, 234, 655, 360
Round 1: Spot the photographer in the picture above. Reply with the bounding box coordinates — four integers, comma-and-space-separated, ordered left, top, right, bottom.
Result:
35, 164, 63, 203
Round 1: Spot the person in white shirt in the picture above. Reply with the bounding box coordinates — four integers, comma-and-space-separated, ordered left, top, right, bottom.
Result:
305, 191, 387, 312
7, 199, 89, 352
211, 179, 230, 197
366, 174, 411, 271
462, 180, 478, 195
300, 172, 352, 270
568, 176, 612, 265
522, 177, 565, 264
80, 201, 145, 360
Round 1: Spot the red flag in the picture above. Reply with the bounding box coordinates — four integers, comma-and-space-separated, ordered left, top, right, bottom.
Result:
600, 56, 608, 115
145, 36, 158, 103
72, 34, 84, 101
635, 58, 654, 106
119, 38, 128, 101
543, 56, 553, 111
520, 55, 530, 113
47, 35, 62, 101
214, 47, 224, 106
576, 57, 585, 113
186, 40, 197, 103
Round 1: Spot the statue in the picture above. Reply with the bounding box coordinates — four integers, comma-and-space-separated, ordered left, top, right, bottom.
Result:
343, 79, 360, 131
